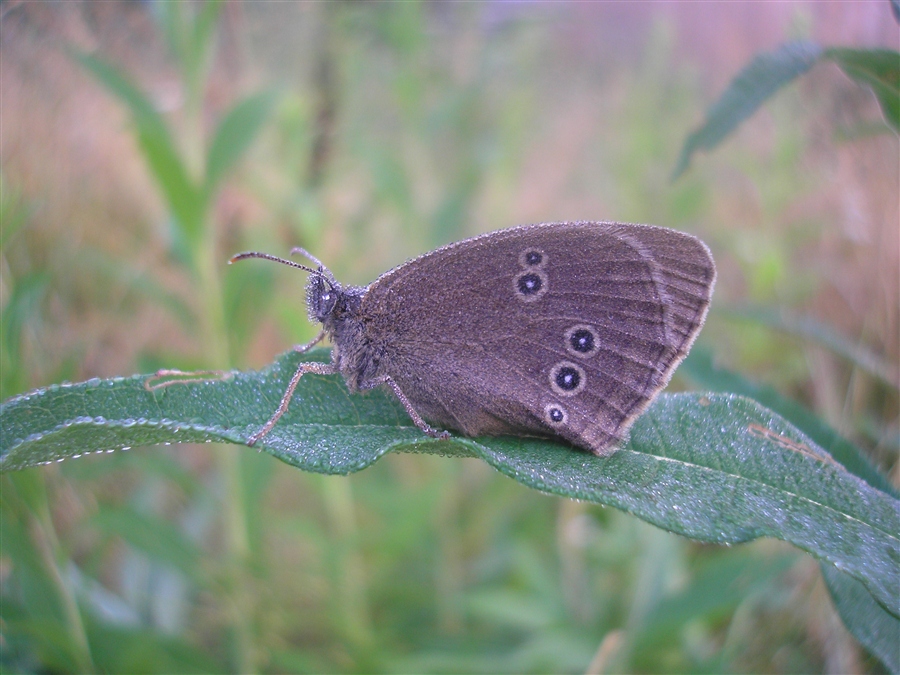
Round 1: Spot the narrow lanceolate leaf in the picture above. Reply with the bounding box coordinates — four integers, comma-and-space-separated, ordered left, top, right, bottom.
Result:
721, 305, 900, 389
73, 52, 203, 245
204, 91, 277, 201
673, 41, 823, 179
824, 48, 900, 133
822, 562, 900, 673
681, 348, 896, 498
1, 349, 897, 615
680, 348, 899, 670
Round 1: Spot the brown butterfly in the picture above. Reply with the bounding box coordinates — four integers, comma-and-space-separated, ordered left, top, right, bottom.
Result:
231, 222, 715, 456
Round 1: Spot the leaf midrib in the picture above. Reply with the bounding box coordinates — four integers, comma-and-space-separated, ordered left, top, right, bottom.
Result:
645, 450, 897, 541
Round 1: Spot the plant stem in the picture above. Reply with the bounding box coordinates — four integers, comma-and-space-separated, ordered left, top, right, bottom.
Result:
220, 444, 256, 674
321, 475, 374, 651
435, 462, 463, 633
178, 11, 258, 660
195, 223, 258, 674
29, 473, 94, 672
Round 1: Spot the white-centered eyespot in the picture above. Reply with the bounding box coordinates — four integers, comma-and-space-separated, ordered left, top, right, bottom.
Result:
519, 247, 547, 268
544, 402, 567, 426
549, 361, 586, 397
564, 324, 600, 358
514, 269, 548, 302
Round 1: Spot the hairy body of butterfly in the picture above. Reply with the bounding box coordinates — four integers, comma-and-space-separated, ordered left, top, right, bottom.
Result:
231, 221, 716, 456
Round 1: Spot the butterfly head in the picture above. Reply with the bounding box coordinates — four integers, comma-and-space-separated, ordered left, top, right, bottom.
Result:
229, 247, 343, 327
305, 268, 341, 324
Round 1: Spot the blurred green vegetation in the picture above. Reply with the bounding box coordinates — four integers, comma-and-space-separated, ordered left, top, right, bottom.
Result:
1, 2, 896, 673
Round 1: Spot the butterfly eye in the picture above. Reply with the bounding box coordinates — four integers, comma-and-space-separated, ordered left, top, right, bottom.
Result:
307, 274, 339, 322
319, 291, 336, 316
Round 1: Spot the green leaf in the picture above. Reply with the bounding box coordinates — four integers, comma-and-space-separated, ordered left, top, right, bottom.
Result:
822, 561, 900, 672
73, 52, 204, 248
158, 0, 223, 103
673, 41, 823, 179
2, 349, 897, 616
681, 348, 896, 498
0, 475, 65, 623
0, 178, 32, 251
1, 272, 50, 374
722, 305, 900, 389
89, 506, 201, 580
72, 247, 197, 333
679, 348, 900, 670
634, 550, 799, 652
85, 618, 223, 674
204, 91, 277, 202
824, 48, 900, 133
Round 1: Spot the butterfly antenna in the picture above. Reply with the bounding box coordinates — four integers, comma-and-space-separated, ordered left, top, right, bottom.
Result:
228, 251, 317, 274
290, 246, 327, 269
290, 247, 338, 287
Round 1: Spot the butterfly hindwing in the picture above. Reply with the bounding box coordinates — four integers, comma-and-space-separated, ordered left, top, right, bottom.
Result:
360, 222, 715, 455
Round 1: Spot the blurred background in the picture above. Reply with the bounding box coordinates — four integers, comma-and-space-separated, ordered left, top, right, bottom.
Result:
1, 1, 897, 672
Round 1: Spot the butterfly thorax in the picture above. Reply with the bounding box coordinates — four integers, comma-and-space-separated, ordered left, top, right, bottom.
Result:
310, 279, 383, 392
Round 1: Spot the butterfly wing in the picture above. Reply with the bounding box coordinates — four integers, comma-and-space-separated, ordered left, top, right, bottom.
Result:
360, 222, 715, 456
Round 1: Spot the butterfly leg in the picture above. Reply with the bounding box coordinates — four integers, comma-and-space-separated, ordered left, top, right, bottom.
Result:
374, 375, 451, 440
294, 330, 327, 355
248, 332, 331, 446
